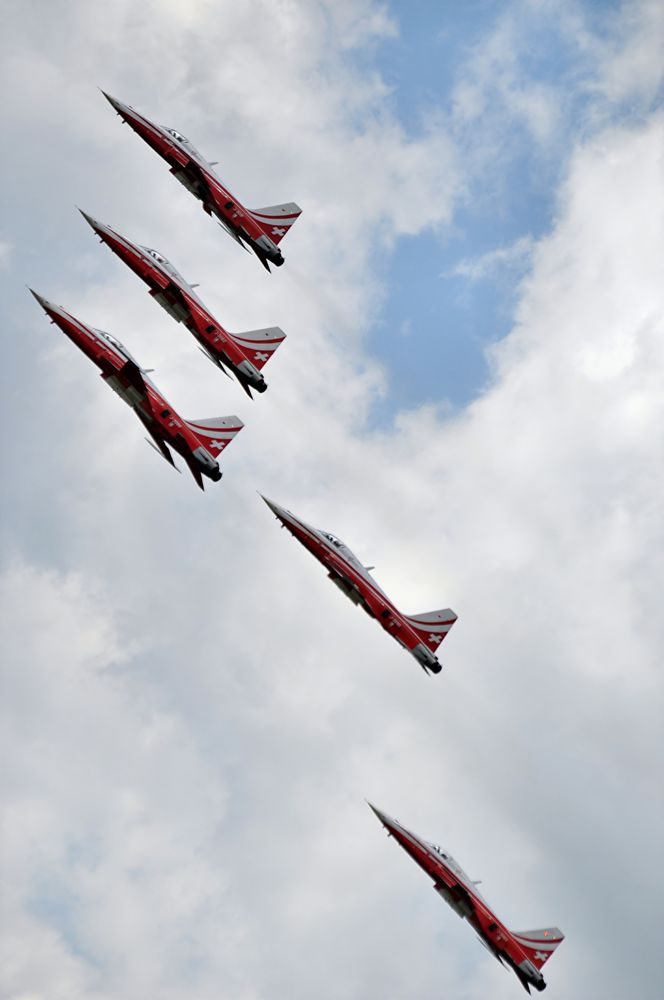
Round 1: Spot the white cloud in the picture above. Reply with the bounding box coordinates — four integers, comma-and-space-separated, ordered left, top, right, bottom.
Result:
451, 13, 563, 148
450, 0, 664, 178
573, 0, 664, 108
448, 234, 535, 283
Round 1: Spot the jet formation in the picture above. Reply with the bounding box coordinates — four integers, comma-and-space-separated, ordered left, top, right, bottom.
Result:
369, 804, 564, 994
79, 210, 286, 397
30, 291, 242, 489
28, 89, 565, 995
261, 496, 457, 674
101, 91, 302, 271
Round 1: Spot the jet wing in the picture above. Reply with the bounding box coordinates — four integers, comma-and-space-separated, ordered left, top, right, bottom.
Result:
118, 358, 148, 393
434, 875, 475, 908
135, 408, 176, 468
321, 548, 362, 592
170, 155, 215, 210
98, 356, 150, 404
216, 213, 248, 248
431, 865, 482, 923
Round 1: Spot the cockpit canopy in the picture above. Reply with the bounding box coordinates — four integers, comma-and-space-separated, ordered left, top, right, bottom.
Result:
431, 843, 448, 860
165, 127, 188, 144
320, 530, 367, 573
143, 247, 167, 265
98, 330, 139, 366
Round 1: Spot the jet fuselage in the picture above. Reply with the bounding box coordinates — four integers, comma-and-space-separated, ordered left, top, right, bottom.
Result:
79, 212, 278, 396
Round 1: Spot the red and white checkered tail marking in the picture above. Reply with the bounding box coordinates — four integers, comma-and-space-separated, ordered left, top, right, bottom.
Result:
248, 202, 302, 245
512, 928, 564, 970
403, 608, 457, 652
185, 415, 244, 458
228, 327, 286, 371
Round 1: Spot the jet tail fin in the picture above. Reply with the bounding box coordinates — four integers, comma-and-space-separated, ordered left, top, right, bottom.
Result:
184, 415, 244, 458
511, 928, 564, 970
403, 608, 457, 653
248, 203, 302, 245
228, 327, 286, 371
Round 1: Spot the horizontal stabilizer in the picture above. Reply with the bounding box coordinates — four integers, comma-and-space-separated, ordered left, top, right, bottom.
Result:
476, 935, 506, 966
229, 327, 286, 370
217, 216, 248, 248
248, 203, 302, 245
145, 438, 180, 472
185, 415, 244, 458
511, 928, 564, 969
404, 608, 457, 653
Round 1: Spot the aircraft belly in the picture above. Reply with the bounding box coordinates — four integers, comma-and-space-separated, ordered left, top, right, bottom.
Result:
167, 145, 190, 168
146, 266, 170, 290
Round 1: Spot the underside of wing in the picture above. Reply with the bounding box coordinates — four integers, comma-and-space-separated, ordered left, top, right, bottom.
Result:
171, 158, 214, 211
433, 877, 476, 920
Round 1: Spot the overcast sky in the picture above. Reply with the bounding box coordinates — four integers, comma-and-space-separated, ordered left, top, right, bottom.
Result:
1, 2, 664, 999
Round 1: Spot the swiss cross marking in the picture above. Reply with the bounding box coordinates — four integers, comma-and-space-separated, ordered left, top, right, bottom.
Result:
534, 951, 548, 962
254, 351, 269, 362
210, 439, 225, 450
272, 226, 286, 236
428, 633, 442, 645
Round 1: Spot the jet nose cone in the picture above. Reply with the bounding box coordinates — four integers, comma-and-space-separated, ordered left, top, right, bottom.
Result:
77, 208, 102, 231
28, 288, 51, 311
366, 802, 390, 827
100, 89, 125, 113
259, 494, 285, 518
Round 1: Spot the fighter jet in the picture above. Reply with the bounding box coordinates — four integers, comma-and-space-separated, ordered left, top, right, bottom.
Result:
79, 210, 285, 398
260, 496, 456, 674
101, 91, 302, 272
368, 804, 564, 994
29, 290, 243, 489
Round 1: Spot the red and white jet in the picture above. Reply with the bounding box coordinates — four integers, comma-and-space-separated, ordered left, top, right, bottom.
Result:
102, 91, 302, 272
261, 496, 457, 674
368, 804, 564, 994
79, 210, 286, 398
30, 290, 243, 489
